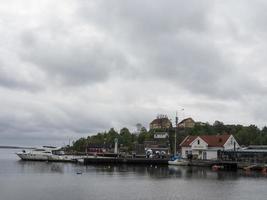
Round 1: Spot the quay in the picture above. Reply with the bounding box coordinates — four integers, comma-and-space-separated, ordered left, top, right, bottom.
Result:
83, 156, 238, 170
188, 160, 238, 170
83, 157, 169, 165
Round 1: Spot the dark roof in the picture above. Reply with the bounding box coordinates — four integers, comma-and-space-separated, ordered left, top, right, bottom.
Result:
180, 134, 231, 147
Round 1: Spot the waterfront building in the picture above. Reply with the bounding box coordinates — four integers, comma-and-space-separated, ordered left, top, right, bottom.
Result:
220, 145, 267, 163
180, 134, 239, 160
87, 144, 111, 154
142, 140, 170, 155
154, 132, 168, 139
133, 133, 170, 155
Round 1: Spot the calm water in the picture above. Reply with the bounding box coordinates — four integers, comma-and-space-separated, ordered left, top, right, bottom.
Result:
0, 149, 267, 200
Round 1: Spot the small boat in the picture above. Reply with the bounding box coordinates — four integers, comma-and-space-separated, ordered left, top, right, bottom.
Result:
212, 164, 224, 171
261, 167, 267, 174
77, 158, 84, 164
243, 164, 267, 171
168, 156, 189, 166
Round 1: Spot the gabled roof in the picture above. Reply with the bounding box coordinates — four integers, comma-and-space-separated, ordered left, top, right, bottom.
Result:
180, 135, 197, 147
180, 134, 231, 147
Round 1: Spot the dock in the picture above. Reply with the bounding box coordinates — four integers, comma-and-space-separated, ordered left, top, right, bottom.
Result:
82, 157, 267, 171
83, 157, 237, 170
83, 157, 169, 165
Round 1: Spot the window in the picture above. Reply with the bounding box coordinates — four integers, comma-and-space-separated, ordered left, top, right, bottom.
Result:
203, 151, 207, 160
197, 140, 200, 145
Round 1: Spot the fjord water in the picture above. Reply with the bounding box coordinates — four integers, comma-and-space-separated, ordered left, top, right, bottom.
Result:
0, 149, 267, 200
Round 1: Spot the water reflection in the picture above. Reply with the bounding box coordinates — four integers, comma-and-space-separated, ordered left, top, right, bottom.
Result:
84, 164, 267, 180
16, 160, 76, 174
169, 165, 240, 180
12, 160, 267, 179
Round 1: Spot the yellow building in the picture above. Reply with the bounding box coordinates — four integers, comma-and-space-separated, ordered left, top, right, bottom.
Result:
149, 115, 172, 130
178, 118, 195, 128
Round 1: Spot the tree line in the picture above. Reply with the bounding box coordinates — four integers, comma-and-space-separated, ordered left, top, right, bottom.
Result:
70, 126, 153, 152
178, 121, 267, 146
70, 121, 267, 152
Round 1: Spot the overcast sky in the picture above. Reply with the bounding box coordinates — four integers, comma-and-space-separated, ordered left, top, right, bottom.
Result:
1, 0, 267, 146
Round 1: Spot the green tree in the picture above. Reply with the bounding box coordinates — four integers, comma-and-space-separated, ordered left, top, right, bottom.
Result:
235, 125, 260, 145
89, 133, 105, 145
137, 127, 152, 144
72, 137, 87, 152
106, 128, 120, 147
120, 127, 132, 147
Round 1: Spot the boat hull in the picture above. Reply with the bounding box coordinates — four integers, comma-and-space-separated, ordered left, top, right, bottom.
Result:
16, 153, 77, 162
17, 153, 49, 161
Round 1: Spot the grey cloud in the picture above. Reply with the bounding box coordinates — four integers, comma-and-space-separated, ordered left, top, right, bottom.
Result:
20, 32, 128, 86
1, 0, 267, 146
0, 63, 43, 92
80, 0, 212, 35
77, 0, 267, 99
0, 98, 108, 145
0, 88, 155, 146
76, 1, 263, 98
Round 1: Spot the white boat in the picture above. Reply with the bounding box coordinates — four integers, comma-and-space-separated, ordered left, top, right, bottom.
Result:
168, 158, 189, 166
16, 146, 75, 162
77, 158, 84, 164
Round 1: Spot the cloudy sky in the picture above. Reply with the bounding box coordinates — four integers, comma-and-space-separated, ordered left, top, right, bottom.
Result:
0, 0, 267, 146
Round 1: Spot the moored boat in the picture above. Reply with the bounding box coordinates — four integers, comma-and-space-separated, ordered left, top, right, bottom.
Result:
16, 146, 76, 162
168, 156, 189, 166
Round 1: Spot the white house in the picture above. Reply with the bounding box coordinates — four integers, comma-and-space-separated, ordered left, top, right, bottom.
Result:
154, 132, 168, 139
180, 134, 239, 160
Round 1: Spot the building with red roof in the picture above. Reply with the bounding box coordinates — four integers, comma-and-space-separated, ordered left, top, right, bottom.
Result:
180, 134, 239, 160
